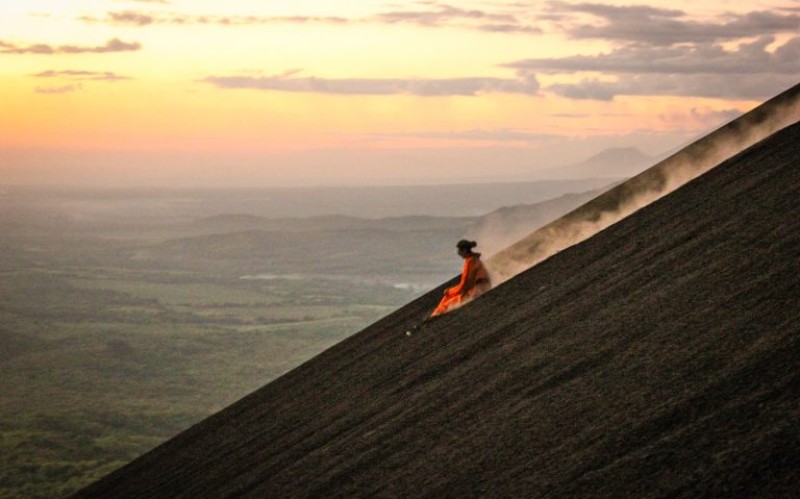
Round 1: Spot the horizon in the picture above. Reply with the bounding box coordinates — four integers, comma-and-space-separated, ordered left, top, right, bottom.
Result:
0, 177, 617, 222
3, 1, 798, 187
0, 177, 622, 191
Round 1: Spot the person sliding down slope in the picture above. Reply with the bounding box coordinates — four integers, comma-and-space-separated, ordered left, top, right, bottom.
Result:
431, 239, 492, 317
406, 239, 491, 336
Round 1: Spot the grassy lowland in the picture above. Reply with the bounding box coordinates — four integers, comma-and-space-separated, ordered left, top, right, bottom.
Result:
0, 184, 604, 498
0, 192, 457, 498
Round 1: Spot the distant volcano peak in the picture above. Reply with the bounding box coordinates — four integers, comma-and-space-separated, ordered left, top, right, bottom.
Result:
584, 146, 651, 163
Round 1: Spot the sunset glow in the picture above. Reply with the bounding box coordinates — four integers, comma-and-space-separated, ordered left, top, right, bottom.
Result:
2, 0, 798, 186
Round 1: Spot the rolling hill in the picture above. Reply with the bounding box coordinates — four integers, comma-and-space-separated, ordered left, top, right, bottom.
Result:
73, 111, 800, 495
121, 186, 612, 278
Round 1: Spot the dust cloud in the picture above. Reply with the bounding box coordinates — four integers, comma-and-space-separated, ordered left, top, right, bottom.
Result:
487, 83, 800, 285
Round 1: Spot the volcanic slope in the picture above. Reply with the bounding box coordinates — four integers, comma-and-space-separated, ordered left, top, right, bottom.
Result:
75, 122, 800, 498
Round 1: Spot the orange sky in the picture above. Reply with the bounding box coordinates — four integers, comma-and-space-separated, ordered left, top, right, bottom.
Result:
1, 0, 797, 186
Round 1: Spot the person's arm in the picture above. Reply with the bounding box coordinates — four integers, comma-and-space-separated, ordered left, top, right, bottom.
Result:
446, 258, 474, 297
462, 257, 478, 292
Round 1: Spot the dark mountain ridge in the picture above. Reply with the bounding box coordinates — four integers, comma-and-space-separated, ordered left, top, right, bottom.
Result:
125, 189, 610, 276
74, 123, 800, 495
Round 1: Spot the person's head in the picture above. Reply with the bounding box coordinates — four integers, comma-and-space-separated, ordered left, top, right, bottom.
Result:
456, 239, 478, 258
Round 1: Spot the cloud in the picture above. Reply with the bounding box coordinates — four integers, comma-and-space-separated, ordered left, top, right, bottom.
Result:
376, 3, 516, 25
72, 3, 798, 42
202, 71, 540, 97
80, 3, 540, 34
551, 2, 800, 45
547, 73, 800, 100
107, 11, 155, 26
505, 36, 800, 75
373, 2, 540, 33
505, 36, 800, 100
33, 70, 131, 82
79, 11, 349, 26
0, 38, 140, 54
366, 128, 556, 143
35, 84, 82, 94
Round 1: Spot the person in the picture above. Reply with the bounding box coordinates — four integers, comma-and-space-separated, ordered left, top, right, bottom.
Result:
430, 239, 492, 318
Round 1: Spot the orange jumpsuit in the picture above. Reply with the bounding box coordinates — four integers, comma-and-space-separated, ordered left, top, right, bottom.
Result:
431, 254, 491, 317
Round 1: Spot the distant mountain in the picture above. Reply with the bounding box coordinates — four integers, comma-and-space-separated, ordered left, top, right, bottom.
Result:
543, 147, 655, 180
187, 213, 471, 234
132, 187, 611, 278
1, 179, 622, 234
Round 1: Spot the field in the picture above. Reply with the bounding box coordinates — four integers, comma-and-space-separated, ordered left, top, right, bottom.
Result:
0, 183, 605, 498
0, 265, 419, 498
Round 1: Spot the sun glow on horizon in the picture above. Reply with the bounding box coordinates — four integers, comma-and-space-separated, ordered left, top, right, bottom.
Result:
1, 0, 794, 186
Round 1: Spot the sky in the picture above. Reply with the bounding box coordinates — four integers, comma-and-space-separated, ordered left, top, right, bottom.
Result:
1, 0, 799, 187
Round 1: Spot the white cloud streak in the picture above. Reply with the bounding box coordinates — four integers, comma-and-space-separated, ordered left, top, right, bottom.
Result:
552, 2, 800, 45
202, 71, 540, 97
74, 2, 800, 45
506, 36, 800, 75
0, 38, 140, 54
548, 74, 800, 100
80, 3, 540, 33
374, 2, 541, 33
33, 70, 131, 81
35, 84, 82, 94
505, 36, 800, 100
79, 11, 349, 26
